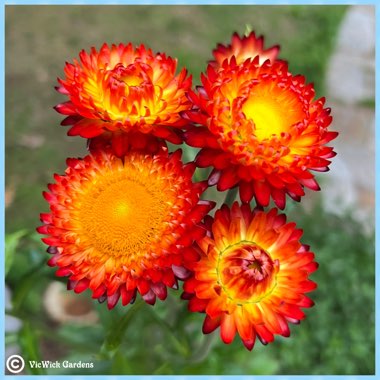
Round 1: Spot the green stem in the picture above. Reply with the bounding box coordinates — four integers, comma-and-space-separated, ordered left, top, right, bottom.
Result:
147, 307, 190, 358
187, 333, 216, 364
99, 299, 144, 359
153, 362, 174, 375
224, 186, 238, 206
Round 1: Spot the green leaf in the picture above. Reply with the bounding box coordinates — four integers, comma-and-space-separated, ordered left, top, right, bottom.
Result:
5, 230, 28, 276
56, 323, 104, 349
153, 362, 174, 375
5, 332, 18, 346
244, 24, 253, 36
12, 267, 45, 313
18, 321, 45, 375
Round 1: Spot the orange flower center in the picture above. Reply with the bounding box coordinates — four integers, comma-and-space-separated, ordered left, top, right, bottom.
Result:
242, 81, 305, 141
218, 243, 278, 303
74, 162, 170, 260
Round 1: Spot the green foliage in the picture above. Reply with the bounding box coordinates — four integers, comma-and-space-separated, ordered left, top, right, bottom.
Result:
5, 230, 27, 276
277, 205, 375, 375
18, 322, 46, 375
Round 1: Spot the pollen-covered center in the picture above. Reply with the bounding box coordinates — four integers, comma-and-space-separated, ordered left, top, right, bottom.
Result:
76, 166, 169, 259
218, 243, 278, 303
242, 81, 306, 141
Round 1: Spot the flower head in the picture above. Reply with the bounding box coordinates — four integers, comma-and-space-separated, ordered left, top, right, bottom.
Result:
55, 43, 192, 156
184, 58, 337, 208
182, 203, 318, 350
38, 148, 214, 309
211, 31, 280, 67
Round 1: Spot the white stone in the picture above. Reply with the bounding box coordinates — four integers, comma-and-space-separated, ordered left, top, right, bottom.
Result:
5, 315, 22, 333
337, 6, 375, 55
322, 155, 357, 214
327, 54, 373, 103
326, 5, 375, 104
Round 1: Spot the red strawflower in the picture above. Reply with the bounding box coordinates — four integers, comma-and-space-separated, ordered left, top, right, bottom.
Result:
55, 43, 192, 156
37, 148, 214, 309
211, 31, 280, 67
182, 203, 318, 350
183, 57, 337, 209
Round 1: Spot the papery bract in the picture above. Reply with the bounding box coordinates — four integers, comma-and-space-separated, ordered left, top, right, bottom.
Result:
182, 203, 318, 350
38, 148, 214, 309
184, 57, 337, 208
55, 43, 192, 156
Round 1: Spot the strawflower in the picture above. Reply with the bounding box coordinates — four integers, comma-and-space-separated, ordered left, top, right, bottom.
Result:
211, 31, 280, 67
182, 203, 318, 350
184, 57, 337, 208
38, 148, 214, 309
55, 43, 192, 156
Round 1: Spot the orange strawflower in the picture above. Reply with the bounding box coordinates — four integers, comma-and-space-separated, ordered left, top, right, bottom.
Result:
211, 31, 280, 67
37, 148, 214, 309
183, 58, 337, 208
182, 203, 318, 350
55, 43, 192, 156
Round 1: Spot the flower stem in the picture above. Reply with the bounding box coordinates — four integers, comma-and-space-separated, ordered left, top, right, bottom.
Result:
99, 299, 144, 359
147, 306, 191, 358
224, 186, 238, 206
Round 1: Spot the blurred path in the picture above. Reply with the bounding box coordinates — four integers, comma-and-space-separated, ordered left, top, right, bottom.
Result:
323, 5, 375, 226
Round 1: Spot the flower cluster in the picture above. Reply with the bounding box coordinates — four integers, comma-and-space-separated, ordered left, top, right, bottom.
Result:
38, 32, 337, 350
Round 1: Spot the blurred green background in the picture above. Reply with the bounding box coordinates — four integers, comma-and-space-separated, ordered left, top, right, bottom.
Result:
5, 5, 374, 375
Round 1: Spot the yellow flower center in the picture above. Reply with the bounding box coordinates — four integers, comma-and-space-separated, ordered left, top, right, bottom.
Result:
217, 242, 278, 303
75, 162, 170, 260
110, 63, 146, 88
242, 82, 305, 141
